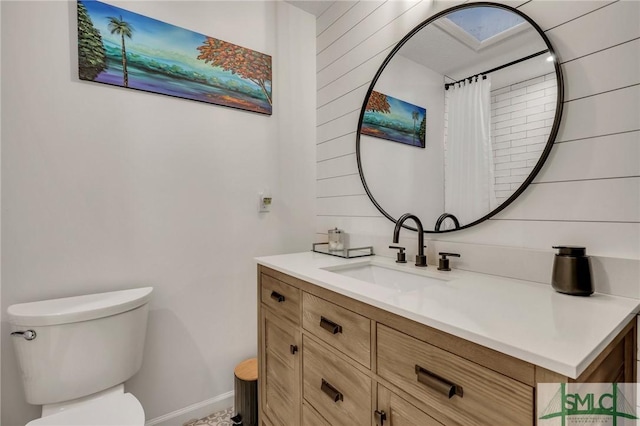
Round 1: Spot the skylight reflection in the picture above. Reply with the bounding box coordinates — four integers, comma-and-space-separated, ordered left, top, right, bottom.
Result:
446, 7, 526, 42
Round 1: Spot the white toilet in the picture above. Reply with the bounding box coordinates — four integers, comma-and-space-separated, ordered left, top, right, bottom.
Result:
8, 287, 153, 426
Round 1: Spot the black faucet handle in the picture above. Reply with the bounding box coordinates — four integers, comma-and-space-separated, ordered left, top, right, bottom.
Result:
389, 246, 407, 263
437, 252, 460, 271
439, 252, 460, 258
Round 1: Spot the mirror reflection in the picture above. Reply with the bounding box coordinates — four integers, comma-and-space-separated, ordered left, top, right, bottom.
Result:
357, 4, 561, 232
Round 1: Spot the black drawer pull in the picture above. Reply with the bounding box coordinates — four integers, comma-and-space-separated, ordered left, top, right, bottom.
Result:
374, 410, 387, 426
415, 365, 463, 399
270, 291, 285, 303
290, 345, 298, 355
320, 316, 342, 334
321, 379, 343, 402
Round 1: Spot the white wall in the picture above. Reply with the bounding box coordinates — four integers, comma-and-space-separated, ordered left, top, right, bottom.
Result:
1, 1, 315, 425
315, 0, 639, 259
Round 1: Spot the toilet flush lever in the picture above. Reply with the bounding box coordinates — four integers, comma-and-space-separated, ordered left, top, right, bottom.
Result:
11, 330, 37, 341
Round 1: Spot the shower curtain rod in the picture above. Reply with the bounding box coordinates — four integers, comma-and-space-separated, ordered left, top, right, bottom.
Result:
444, 49, 549, 90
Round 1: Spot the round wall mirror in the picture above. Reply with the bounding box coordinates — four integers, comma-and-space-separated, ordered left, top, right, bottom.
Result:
356, 2, 563, 233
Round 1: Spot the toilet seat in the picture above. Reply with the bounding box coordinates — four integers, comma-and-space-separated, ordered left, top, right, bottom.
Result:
26, 393, 144, 426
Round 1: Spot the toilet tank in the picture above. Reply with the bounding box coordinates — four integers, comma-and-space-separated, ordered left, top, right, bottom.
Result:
8, 287, 153, 405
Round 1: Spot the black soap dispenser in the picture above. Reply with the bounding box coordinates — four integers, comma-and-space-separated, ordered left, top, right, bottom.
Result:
551, 246, 593, 296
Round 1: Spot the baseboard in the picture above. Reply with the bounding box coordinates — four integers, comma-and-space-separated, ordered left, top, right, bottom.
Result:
145, 391, 234, 426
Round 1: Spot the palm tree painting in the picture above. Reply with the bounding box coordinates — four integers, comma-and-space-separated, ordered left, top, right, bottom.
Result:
362, 90, 427, 148
77, 0, 272, 115
107, 15, 134, 87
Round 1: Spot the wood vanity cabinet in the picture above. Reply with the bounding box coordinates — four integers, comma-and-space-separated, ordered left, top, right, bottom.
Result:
257, 265, 637, 426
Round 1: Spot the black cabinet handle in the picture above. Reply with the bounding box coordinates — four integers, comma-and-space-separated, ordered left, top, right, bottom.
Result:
270, 291, 285, 303
319, 316, 342, 334
415, 365, 463, 399
290, 345, 298, 355
321, 379, 343, 402
374, 410, 387, 426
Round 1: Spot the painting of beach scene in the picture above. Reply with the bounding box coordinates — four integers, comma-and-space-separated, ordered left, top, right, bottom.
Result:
362, 91, 426, 147
77, 0, 272, 114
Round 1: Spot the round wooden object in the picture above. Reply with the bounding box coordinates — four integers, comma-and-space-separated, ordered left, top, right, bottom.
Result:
233, 358, 258, 426
234, 358, 258, 382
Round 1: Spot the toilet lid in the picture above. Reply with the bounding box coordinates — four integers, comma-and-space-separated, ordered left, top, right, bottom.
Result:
26, 393, 144, 426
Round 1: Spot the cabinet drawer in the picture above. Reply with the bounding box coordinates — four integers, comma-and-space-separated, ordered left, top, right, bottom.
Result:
303, 336, 371, 426
302, 292, 371, 368
377, 325, 533, 425
261, 273, 300, 325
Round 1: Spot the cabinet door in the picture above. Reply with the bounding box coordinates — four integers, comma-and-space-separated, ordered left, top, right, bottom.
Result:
260, 307, 300, 426
376, 385, 442, 426
302, 402, 331, 426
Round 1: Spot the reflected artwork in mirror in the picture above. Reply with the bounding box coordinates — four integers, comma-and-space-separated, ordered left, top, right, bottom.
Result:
356, 2, 563, 233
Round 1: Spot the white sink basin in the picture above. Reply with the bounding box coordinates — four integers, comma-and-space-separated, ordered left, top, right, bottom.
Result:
323, 262, 449, 293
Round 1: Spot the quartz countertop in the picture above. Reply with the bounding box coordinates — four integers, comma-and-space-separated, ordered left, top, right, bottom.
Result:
256, 251, 640, 379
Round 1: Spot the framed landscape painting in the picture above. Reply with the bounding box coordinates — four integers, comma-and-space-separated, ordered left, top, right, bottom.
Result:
362, 91, 426, 147
78, 0, 272, 114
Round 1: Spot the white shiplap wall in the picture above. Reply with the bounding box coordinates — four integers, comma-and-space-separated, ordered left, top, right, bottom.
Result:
315, 0, 639, 259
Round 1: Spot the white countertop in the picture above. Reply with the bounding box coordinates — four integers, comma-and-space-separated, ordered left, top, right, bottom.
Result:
256, 251, 640, 379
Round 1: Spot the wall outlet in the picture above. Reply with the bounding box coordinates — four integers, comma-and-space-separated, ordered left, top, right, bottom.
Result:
259, 192, 272, 212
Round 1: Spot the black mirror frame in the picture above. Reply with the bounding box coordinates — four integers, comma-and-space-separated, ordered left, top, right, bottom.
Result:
355, 1, 564, 233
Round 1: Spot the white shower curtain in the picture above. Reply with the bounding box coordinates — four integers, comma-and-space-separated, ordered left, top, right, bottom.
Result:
444, 76, 497, 225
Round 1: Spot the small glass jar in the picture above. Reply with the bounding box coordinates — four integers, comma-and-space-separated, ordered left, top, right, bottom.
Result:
328, 227, 344, 251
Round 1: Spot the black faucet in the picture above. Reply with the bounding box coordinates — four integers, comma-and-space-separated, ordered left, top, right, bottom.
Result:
434, 213, 460, 231
393, 213, 427, 267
